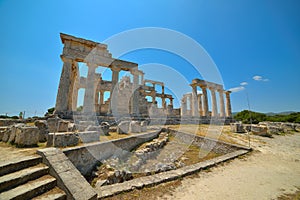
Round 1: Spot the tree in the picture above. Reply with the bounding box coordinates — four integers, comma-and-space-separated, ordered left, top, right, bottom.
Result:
234, 110, 267, 124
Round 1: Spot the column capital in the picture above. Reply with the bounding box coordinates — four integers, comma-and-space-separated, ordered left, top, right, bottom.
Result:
86, 62, 98, 69
60, 55, 74, 63
110, 65, 121, 72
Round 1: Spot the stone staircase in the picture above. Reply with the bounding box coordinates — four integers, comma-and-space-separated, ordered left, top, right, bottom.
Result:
0, 155, 66, 200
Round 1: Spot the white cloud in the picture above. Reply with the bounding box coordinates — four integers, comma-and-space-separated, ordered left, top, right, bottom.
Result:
229, 86, 245, 93
240, 82, 248, 86
253, 75, 269, 82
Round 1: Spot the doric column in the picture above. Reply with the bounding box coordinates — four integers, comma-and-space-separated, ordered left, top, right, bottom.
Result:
95, 91, 99, 105
151, 91, 156, 103
162, 85, 165, 94
131, 69, 139, 115
99, 90, 104, 105
225, 91, 232, 117
191, 85, 199, 117
170, 98, 174, 107
181, 96, 187, 116
210, 87, 218, 117
111, 65, 120, 92
72, 71, 79, 111
218, 89, 225, 117
197, 94, 203, 116
187, 93, 192, 116
55, 56, 75, 114
83, 63, 97, 113
162, 97, 166, 109
201, 86, 209, 117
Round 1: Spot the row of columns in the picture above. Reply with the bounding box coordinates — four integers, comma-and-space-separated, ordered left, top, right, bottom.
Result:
181, 85, 232, 117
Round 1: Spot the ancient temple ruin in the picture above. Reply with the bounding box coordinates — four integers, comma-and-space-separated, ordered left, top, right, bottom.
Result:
54, 33, 232, 121
55, 33, 176, 119
181, 79, 232, 118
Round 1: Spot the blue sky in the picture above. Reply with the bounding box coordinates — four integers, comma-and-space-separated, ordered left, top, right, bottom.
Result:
0, 0, 300, 117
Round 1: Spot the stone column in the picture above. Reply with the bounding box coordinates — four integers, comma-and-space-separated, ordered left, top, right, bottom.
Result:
55, 56, 75, 115
191, 85, 199, 117
225, 91, 232, 117
201, 86, 209, 117
99, 90, 104, 105
218, 89, 225, 117
181, 96, 187, 116
210, 88, 218, 117
83, 63, 97, 113
72, 70, 79, 111
151, 91, 156, 103
170, 98, 173, 107
162, 96, 166, 109
197, 94, 203, 116
111, 65, 120, 93
162, 85, 165, 94
187, 93, 192, 116
131, 69, 139, 115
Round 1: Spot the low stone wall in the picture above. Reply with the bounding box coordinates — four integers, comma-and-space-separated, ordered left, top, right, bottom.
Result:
168, 129, 245, 154
62, 130, 161, 176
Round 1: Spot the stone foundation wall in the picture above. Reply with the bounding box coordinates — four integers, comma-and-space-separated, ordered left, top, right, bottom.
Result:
62, 130, 161, 176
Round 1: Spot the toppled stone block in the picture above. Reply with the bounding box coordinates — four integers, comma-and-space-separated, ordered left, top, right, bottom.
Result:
100, 122, 110, 136
2, 129, 11, 142
267, 125, 284, 135
78, 131, 100, 143
47, 117, 60, 133
58, 120, 69, 132
130, 121, 141, 133
15, 126, 39, 147
141, 121, 148, 132
8, 124, 26, 143
0, 119, 22, 127
34, 120, 48, 142
117, 121, 130, 134
47, 132, 79, 147
230, 123, 245, 133
281, 123, 296, 133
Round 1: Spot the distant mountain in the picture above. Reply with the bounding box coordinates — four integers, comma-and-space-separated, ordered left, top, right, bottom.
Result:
265, 111, 296, 116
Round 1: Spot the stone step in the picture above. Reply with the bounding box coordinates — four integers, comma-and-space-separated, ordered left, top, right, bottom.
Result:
0, 164, 49, 192
32, 187, 66, 200
0, 175, 56, 200
0, 155, 42, 176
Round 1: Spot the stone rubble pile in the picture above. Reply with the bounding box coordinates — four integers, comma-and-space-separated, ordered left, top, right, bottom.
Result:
231, 121, 299, 136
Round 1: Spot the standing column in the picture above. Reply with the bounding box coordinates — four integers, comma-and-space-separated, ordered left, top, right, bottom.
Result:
55, 56, 75, 114
187, 93, 193, 116
210, 88, 218, 117
197, 94, 203, 116
131, 69, 139, 115
83, 63, 97, 113
191, 85, 199, 117
170, 98, 174, 107
162, 85, 165, 94
181, 96, 187, 116
162, 96, 166, 109
201, 86, 209, 117
99, 90, 104, 105
109, 65, 120, 114
72, 71, 79, 111
218, 89, 225, 117
225, 91, 232, 117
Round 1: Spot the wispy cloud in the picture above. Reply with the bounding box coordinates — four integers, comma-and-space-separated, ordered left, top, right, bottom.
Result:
240, 82, 248, 86
253, 75, 269, 82
229, 86, 245, 93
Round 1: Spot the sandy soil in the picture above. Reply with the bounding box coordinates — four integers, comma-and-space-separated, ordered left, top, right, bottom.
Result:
161, 132, 300, 200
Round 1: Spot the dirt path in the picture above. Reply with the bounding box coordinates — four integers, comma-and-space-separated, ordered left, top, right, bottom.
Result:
161, 132, 300, 200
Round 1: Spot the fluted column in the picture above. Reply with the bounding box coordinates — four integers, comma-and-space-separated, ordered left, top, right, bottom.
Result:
55, 56, 76, 114
218, 89, 225, 117
162, 97, 166, 109
99, 90, 104, 105
131, 69, 139, 115
210, 88, 218, 117
83, 63, 97, 113
170, 98, 173, 107
191, 85, 199, 117
197, 94, 203, 116
201, 86, 209, 117
181, 96, 187, 116
225, 91, 232, 117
